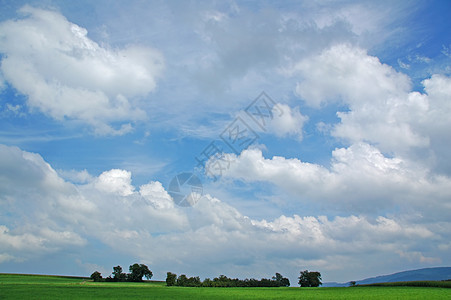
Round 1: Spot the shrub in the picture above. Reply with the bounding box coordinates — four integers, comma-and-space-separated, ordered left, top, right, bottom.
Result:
90, 271, 103, 282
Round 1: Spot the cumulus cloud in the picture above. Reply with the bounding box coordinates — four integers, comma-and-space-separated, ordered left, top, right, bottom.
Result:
0, 144, 185, 263
188, 1, 370, 97
0, 6, 164, 135
57, 169, 94, 184
292, 45, 451, 174
420, 75, 451, 173
0, 144, 449, 282
268, 104, 308, 141
193, 0, 408, 90
0, 144, 88, 261
139, 181, 174, 209
209, 145, 451, 217
294, 44, 411, 108
239, 101, 308, 141
95, 169, 135, 196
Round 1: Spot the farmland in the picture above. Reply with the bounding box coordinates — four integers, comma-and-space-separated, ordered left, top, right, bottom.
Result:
1, 274, 450, 299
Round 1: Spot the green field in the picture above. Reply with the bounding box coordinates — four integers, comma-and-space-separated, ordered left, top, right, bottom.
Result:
1, 274, 450, 299
359, 280, 451, 288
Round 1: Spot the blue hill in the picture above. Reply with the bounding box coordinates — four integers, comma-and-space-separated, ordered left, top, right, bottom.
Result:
323, 267, 451, 287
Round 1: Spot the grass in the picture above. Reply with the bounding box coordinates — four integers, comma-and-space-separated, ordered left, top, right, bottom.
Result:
1, 274, 451, 299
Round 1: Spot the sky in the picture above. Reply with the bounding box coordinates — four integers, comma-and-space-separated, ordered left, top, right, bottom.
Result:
0, 0, 450, 284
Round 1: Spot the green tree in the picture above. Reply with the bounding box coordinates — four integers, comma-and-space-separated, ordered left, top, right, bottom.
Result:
112, 265, 127, 282
273, 273, 283, 282
128, 263, 153, 282
187, 276, 201, 287
166, 272, 177, 286
298, 270, 322, 287
177, 274, 188, 286
202, 278, 213, 287
272, 272, 290, 287
90, 271, 102, 282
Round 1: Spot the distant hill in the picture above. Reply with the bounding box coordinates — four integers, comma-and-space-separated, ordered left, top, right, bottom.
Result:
323, 267, 451, 287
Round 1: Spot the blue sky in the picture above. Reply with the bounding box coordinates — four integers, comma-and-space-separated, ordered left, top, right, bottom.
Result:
1, 0, 451, 283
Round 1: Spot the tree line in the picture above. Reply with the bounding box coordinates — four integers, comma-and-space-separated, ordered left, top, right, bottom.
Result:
166, 272, 291, 287
91, 265, 321, 288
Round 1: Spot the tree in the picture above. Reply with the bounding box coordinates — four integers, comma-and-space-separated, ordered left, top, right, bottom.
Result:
166, 272, 177, 286
272, 273, 290, 287
273, 273, 283, 282
298, 270, 322, 287
349, 281, 357, 287
185, 276, 201, 287
177, 274, 188, 286
128, 263, 153, 282
90, 271, 103, 282
202, 278, 213, 287
112, 265, 127, 282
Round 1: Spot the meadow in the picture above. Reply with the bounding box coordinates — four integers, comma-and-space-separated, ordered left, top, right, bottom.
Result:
1, 274, 450, 299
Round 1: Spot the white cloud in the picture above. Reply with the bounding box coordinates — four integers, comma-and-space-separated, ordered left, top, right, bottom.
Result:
0, 225, 86, 262
292, 44, 451, 174
397, 58, 410, 69
209, 145, 451, 217
1, 144, 449, 281
294, 44, 411, 108
64, 0, 415, 134
417, 74, 451, 174
94, 169, 135, 196
268, 104, 308, 141
185, 1, 368, 98
0, 72, 5, 91
0, 6, 164, 135
442, 45, 451, 58
236, 102, 308, 141
0, 253, 15, 263
5, 104, 23, 115
413, 54, 432, 64
57, 169, 94, 184
139, 181, 174, 209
